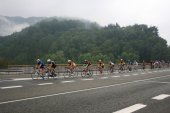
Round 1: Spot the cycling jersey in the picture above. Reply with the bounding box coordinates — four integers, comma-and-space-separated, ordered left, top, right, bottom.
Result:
98, 62, 104, 68
51, 61, 57, 68
37, 60, 45, 69
68, 62, 76, 68
120, 60, 125, 65
85, 61, 92, 67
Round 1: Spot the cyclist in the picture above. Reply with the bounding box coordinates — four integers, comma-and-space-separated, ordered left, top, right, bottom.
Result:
119, 59, 125, 72
142, 60, 145, 70
47, 59, 57, 77
109, 60, 115, 73
36, 59, 45, 75
133, 60, 138, 71
84, 60, 92, 75
67, 60, 76, 73
98, 60, 104, 74
127, 60, 132, 71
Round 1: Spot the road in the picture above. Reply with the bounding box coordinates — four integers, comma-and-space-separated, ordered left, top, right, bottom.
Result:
0, 69, 170, 113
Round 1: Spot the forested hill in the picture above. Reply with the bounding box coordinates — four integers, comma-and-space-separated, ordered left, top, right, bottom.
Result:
0, 18, 169, 65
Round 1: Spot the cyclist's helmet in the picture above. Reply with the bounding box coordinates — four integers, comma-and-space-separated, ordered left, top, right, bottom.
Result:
68, 60, 71, 63
98, 60, 102, 62
47, 59, 51, 63
37, 59, 40, 62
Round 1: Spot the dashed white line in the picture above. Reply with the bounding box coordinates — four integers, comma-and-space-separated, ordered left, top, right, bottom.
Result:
112, 76, 121, 78
100, 77, 109, 79
38, 83, 53, 85
61, 80, 75, 83
81, 78, 94, 81
158, 71, 163, 72
123, 74, 130, 77
153, 71, 158, 73
141, 73, 146, 75
0, 85, 23, 89
12, 78, 32, 81
152, 94, 170, 100
113, 103, 147, 113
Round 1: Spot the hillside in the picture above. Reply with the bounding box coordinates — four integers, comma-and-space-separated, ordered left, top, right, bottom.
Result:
0, 18, 169, 65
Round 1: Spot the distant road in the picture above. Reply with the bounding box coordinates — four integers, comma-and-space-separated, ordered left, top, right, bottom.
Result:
0, 69, 170, 113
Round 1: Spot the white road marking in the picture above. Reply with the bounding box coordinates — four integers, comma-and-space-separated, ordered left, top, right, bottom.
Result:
141, 73, 146, 75
152, 94, 170, 100
100, 77, 109, 79
147, 72, 152, 74
123, 74, 130, 77
0, 85, 23, 89
1, 75, 170, 105
112, 76, 120, 78
12, 78, 32, 81
81, 78, 94, 81
113, 103, 147, 113
61, 80, 75, 83
144, 81, 170, 84
38, 83, 53, 85
153, 71, 158, 73
133, 74, 139, 76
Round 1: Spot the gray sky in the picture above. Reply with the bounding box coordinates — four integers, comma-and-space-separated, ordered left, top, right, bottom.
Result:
0, 0, 170, 45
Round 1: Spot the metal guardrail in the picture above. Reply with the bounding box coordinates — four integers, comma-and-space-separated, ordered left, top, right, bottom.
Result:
0, 63, 169, 75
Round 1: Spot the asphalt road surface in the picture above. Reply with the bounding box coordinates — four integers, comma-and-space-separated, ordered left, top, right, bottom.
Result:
0, 69, 170, 113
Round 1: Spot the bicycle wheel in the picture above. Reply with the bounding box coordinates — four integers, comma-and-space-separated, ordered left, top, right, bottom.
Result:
63, 70, 70, 78
31, 71, 39, 80
81, 70, 86, 78
88, 70, 93, 77
118, 67, 122, 73
51, 71, 57, 79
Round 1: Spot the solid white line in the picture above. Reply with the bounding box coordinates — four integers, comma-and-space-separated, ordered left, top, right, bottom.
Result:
113, 103, 147, 113
1, 75, 170, 105
144, 81, 170, 84
0, 85, 23, 89
61, 80, 75, 83
38, 83, 53, 86
152, 94, 170, 100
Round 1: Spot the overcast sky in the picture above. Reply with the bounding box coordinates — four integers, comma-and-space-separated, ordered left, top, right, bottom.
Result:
0, 0, 170, 45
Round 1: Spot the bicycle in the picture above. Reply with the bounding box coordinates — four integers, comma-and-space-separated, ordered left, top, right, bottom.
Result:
45, 69, 58, 79
127, 65, 132, 72
31, 68, 57, 80
98, 66, 104, 74
31, 69, 45, 80
63, 67, 76, 78
81, 68, 93, 78
108, 65, 115, 74
118, 64, 125, 73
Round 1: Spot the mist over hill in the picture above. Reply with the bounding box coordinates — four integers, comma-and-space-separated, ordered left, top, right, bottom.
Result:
0, 15, 45, 36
